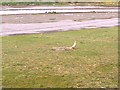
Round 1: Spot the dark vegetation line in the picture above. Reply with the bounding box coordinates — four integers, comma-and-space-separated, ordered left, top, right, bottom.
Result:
0, 2, 119, 7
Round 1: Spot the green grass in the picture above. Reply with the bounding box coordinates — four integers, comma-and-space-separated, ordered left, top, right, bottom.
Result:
2, 27, 118, 88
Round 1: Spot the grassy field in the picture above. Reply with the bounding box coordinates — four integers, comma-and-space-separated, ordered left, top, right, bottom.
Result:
2, 27, 118, 88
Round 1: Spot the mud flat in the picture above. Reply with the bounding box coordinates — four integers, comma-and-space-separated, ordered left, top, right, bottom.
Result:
2, 12, 118, 24
1, 18, 119, 36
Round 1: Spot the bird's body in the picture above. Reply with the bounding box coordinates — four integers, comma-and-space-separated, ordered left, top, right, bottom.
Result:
52, 41, 77, 51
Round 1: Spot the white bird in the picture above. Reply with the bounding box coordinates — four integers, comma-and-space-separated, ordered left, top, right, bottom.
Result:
71, 41, 76, 49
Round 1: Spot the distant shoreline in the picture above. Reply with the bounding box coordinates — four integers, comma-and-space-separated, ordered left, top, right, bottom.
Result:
1, 2, 119, 7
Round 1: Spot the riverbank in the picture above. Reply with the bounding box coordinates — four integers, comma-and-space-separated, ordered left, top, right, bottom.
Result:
1, 18, 118, 36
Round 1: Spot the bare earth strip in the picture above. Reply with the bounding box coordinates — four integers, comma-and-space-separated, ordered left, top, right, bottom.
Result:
2, 13, 118, 24
1, 18, 119, 36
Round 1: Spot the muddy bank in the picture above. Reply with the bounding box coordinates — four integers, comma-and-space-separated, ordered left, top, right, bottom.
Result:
1, 18, 118, 36
2, 12, 118, 24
